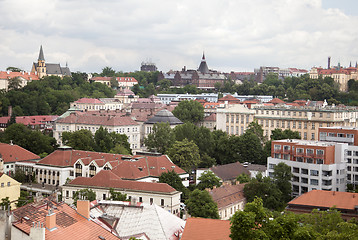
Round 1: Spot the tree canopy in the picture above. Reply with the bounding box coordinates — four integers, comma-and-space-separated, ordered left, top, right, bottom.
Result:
167, 139, 201, 173
144, 122, 175, 154
159, 170, 189, 200
73, 189, 96, 206
185, 189, 219, 219
172, 100, 204, 124
197, 171, 221, 190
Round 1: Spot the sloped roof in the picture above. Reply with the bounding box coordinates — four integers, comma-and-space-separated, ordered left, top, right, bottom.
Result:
0, 71, 39, 81
197, 54, 209, 74
268, 98, 285, 104
0, 115, 58, 125
56, 112, 139, 126
0, 143, 40, 163
210, 162, 250, 182
245, 164, 266, 172
209, 183, 246, 209
73, 98, 103, 104
12, 198, 119, 240
68, 170, 177, 193
288, 190, 358, 211
90, 200, 185, 240
181, 218, 231, 240
144, 109, 183, 125
204, 113, 216, 122
218, 95, 241, 103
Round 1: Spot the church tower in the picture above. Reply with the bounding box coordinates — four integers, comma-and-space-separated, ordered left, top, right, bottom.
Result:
197, 52, 209, 74
37, 45, 46, 78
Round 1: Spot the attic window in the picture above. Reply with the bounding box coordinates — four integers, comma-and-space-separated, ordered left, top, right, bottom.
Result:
171, 166, 175, 168
161, 167, 165, 170
138, 167, 143, 171
150, 167, 155, 169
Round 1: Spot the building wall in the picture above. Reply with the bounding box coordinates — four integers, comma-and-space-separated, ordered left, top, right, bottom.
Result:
62, 185, 181, 214
0, 174, 21, 209
219, 200, 245, 220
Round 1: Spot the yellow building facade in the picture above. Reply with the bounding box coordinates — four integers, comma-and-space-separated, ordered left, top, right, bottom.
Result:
0, 173, 21, 209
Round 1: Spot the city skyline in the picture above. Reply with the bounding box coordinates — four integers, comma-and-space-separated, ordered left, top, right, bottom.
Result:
0, 0, 358, 73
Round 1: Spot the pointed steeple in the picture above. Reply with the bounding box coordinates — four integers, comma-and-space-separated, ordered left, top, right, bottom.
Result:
198, 52, 209, 74
356, 61, 358, 68
38, 45, 45, 61
350, 61, 352, 68
202, 52, 205, 61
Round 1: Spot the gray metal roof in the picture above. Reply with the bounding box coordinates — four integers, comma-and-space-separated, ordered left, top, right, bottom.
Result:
144, 109, 183, 125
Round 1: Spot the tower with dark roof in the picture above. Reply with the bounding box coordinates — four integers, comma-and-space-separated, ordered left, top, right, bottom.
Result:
37, 45, 47, 78
197, 52, 209, 74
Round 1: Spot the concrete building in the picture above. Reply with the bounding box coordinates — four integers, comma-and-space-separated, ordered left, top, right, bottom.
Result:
267, 139, 347, 196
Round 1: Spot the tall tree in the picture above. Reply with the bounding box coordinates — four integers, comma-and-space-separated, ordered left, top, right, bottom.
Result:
62, 129, 96, 151
100, 66, 116, 77
197, 171, 221, 190
272, 162, 292, 203
144, 122, 175, 154
185, 189, 219, 219
94, 126, 113, 152
8, 77, 22, 91
159, 170, 189, 200
172, 100, 204, 124
167, 139, 201, 173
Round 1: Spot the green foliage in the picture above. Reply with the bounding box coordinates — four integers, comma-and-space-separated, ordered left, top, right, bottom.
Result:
197, 171, 221, 190
172, 100, 204, 124
62, 127, 131, 154
109, 188, 128, 201
167, 139, 201, 173
6, 66, 23, 72
110, 76, 119, 89
14, 169, 34, 183
1, 123, 57, 155
236, 173, 250, 184
16, 190, 34, 208
159, 170, 189, 200
73, 189, 96, 206
0, 197, 10, 210
144, 122, 175, 154
100, 66, 116, 77
0, 74, 116, 116
272, 162, 293, 203
8, 77, 22, 91
185, 189, 219, 219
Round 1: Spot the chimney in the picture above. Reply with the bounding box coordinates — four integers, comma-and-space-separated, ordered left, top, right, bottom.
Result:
45, 209, 57, 231
328, 56, 331, 69
8, 106, 12, 117
30, 222, 45, 240
77, 200, 90, 219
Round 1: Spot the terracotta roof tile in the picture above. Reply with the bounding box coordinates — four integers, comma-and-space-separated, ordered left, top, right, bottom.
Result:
56, 112, 139, 126
74, 98, 103, 104
68, 170, 177, 193
12, 198, 119, 239
0, 115, 57, 125
288, 190, 358, 211
0, 143, 40, 163
204, 113, 216, 121
181, 218, 231, 240
0, 71, 39, 81
268, 98, 285, 104
218, 95, 241, 103
209, 184, 246, 209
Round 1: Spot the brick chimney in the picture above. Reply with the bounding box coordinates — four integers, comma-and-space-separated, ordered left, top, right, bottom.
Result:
77, 200, 90, 219
30, 222, 45, 240
45, 209, 57, 231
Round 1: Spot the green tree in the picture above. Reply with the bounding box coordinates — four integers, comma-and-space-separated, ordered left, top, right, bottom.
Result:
16, 190, 34, 208
73, 189, 96, 206
236, 173, 250, 184
110, 76, 119, 89
0, 197, 10, 210
197, 171, 221, 190
159, 170, 189, 200
94, 126, 113, 152
8, 77, 22, 91
6, 66, 23, 72
167, 139, 201, 173
100, 66, 116, 77
185, 189, 219, 219
144, 122, 175, 154
109, 188, 128, 201
172, 100, 204, 124
272, 162, 292, 203
62, 129, 96, 151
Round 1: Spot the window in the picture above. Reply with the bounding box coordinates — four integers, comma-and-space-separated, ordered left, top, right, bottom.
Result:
304, 132, 307, 140
139, 197, 142, 202
70, 171, 74, 176
150, 198, 153, 205
296, 148, 304, 154
274, 145, 281, 151
103, 194, 106, 200
310, 179, 319, 185
269, 164, 276, 169
293, 167, 299, 173
306, 158, 313, 163
311, 123, 315, 130
304, 122, 307, 129
298, 122, 302, 129
7, 182, 10, 187
161, 199, 164, 206
1, 183, 4, 187
302, 177, 308, 184
311, 133, 315, 140
310, 170, 319, 176
302, 169, 308, 175
296, 157, 303, 162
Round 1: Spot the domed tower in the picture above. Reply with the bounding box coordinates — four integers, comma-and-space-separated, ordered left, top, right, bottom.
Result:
37, 45, 47, 78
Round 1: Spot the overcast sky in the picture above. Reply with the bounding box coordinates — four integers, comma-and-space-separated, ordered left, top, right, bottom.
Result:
0, 0, 357, 74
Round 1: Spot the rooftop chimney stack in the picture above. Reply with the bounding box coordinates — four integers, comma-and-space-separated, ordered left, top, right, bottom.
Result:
77, 200, 90, 219
30, 222, 45, 240
45, 209, 57, 231
328, 56, 331, 69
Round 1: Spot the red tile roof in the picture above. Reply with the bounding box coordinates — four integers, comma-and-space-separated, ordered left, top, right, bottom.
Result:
181, 218, 231, 240
68, 170, 177, 193
204, 113, 216, 122
73, 98, 103, 104
218, 95, 241, 103
288, 190, 358, 211
56, 111, 139, 126
0, 143, 40, 163
0, 115, 58, 126
268, 98, 285, 104
209, 183, 246, 209
203, 102, 221, 109
0, 71, 39, 81
12, 198, 119, 240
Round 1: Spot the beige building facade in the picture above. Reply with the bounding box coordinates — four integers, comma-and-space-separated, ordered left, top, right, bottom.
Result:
0, 172, 21, 209
217, 104, 358, 141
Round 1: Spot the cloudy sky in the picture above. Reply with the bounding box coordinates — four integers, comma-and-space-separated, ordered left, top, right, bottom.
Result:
0, 0, 357, 74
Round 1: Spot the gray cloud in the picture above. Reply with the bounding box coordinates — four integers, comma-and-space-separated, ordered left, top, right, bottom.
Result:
0, 0, 357, 73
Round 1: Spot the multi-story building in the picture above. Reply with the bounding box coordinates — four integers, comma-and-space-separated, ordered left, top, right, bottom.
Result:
0, 159, 21, 209
217, 103, 358, 140
157, 93, 219, 104
254, 66, 307, 83
0, 71, 39, 91
90, 76, 138, 90
319, 127, 358, 186
62, 170, 181, 213
216, 104, 256, 136
309, 66, 358, 92
53, 110, 140, 150
267, 139, 347, 196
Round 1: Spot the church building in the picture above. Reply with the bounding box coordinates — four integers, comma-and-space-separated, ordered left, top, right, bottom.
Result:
31, 45, 71, 78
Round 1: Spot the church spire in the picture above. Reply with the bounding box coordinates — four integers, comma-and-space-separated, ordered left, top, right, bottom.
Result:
38, 45, 45, 61
202, 52, 205, 61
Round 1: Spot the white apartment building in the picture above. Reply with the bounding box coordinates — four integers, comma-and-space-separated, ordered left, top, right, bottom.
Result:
267, 139, 347, 196
157, 93, 219, 104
